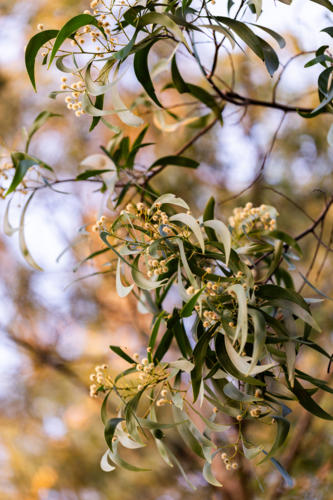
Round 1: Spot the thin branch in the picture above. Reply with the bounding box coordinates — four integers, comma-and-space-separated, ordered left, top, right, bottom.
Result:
218, 113, 286, 205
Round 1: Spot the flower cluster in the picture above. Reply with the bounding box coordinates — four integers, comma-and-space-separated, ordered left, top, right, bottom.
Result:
221, 453, 238, 471
78, 192, 326, 489
228, 202, 277, 232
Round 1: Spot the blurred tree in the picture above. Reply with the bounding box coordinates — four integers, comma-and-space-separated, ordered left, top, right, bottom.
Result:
1, 1, 333, 500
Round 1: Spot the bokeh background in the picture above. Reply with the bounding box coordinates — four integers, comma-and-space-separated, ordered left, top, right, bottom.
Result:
1, 1, 333, 499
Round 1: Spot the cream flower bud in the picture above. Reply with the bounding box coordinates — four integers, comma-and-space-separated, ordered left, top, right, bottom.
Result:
136, 364, 143, 371
138, 385, 143, 391
141, 358, 148, 365
37, 23, 44, 30
161, 389, 167, 397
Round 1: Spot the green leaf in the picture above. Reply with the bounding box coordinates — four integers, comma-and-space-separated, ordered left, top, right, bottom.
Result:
136, 417, 187, 429
108, 441, 151, 471
171, 54, 222, 120
191, 325, 218, 402
174, 320, 193, 358
203, 220, 231, 267
56, 53, 92, 73
242, 440, 264, 460
203, 449, 222, 487
247, 309, 266, 376
49, 15, 105, 68
115, 367, 137, 383
84, 61, 126, 97
151, 193, 189, 210
171, 214, 205, 253
76, 169, 113, 180
205, 394, 241, 417
6, 155, 37, 196
148, 310, 165, 362
200, 24, 236, 48
266, 299, 321, 332
116, 258, 134, 298
110, 345, 136, 364
132, 254, 167, 290
3, 198, 19, 236
148, 155, 199, 171
226, 284, 248, 353
172, 405, 205, 459
266, 454, 293, 487
169, 359, 195, 373
265, 376, 298, 400
90, 95, 104, 132
203, 197, 217, 242
25, 30, 59, 91
134, 40, 163, 107
215, 333, 266, 385
258, 36, 280, 77
310, 0, 333, 11
26, 111, 61, 152
223, 381, 263, 403
257, 415, 290, 464
162, 443, 197, 490
100, 232, 141, 272
180, 287, 205, 318
153, 329, 174, 363
216, 17, 265, 60
177, 239, 197, 289
289, 377, 333, 420
101, 391, 112, 426
19, 193, 44, 271
125, 391, 147, 445
81, 92, 127, 118
247, 24, 286, 49
100, 449, 115, 472
261, 240, 283, 281
299, 272, 333, 301
105, 418, 124, 451
264, 230, 302, 257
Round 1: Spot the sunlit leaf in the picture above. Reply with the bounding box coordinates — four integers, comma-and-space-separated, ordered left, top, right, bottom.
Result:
19, 193, 43, 271
257, 415, 290, 464
170, 213, 205, 253
203, 220, 231, 266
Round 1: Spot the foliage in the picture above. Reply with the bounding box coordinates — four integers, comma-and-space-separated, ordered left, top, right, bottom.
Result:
83, 191, 333, 488
2, 0, 333, 495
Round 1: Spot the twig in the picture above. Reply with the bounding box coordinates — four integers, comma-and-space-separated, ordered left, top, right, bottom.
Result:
218, 113, 286, 205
